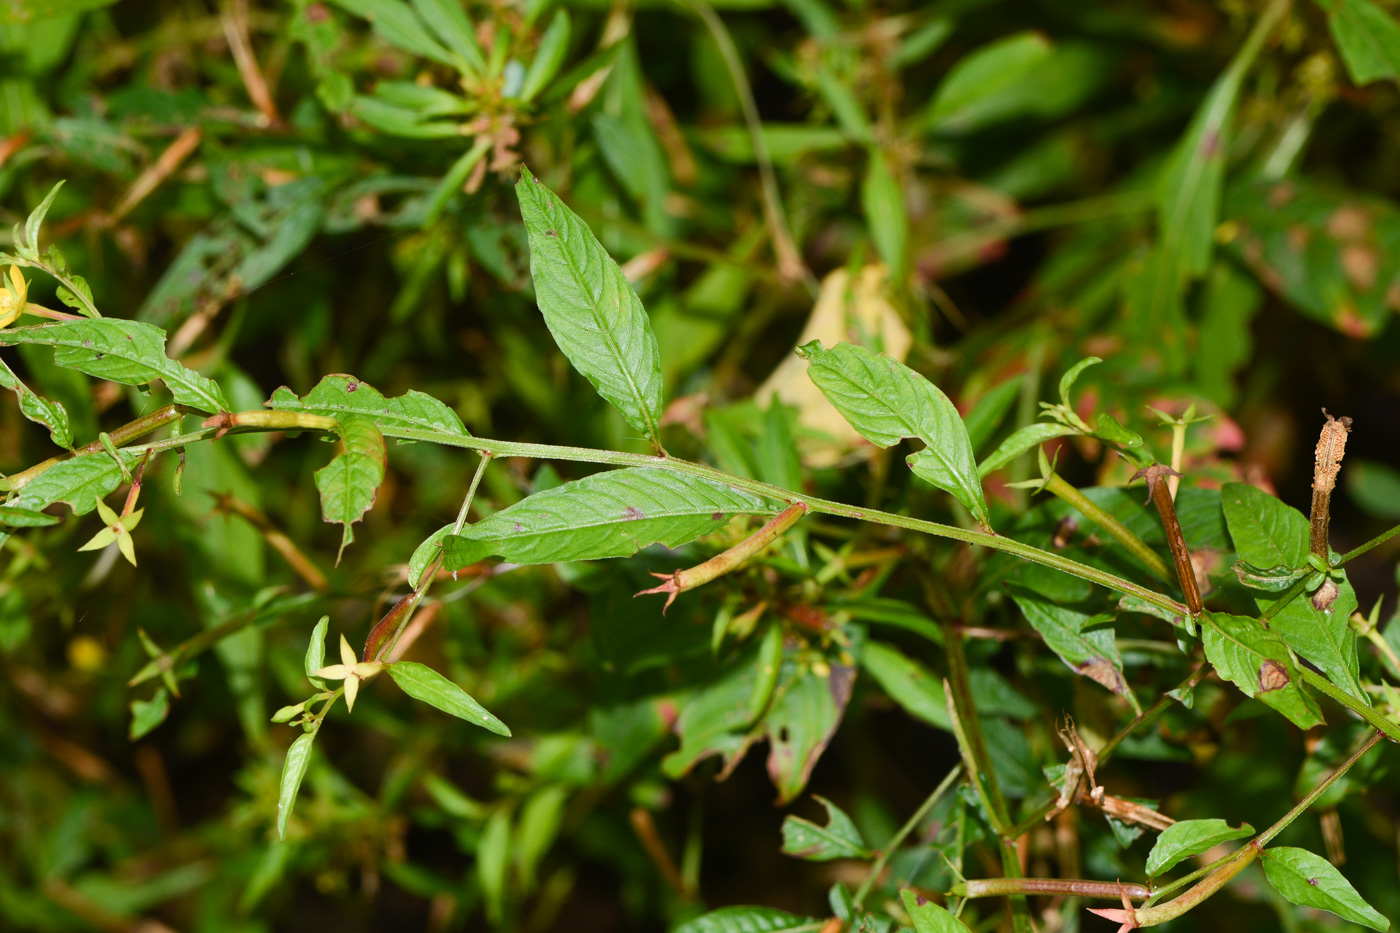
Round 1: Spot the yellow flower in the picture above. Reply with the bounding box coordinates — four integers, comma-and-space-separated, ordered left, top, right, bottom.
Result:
0, 265, 27, 328
78, 500, 143, 567
311, 634, 382, 712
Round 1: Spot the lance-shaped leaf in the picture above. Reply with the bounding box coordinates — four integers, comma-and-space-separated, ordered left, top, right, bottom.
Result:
1146, 819, 1254, 876
0, 357, 71, 448
0, 505, 60, 527
277, 732, 316, 840
385, 661, 510, 735
797, 340, 988, 528
267, 374, 469, 438
1262, 846, 1389, 931
314, 415, 386, 561
1010, 589, 1137, 712
1201, 612, 1324, 729
781, 795, 872, 862
674, 907, 825, 933
442, 468, 785, 569
0, 319, 228, 413
1316, 0, 1400, 87
515, 166, 664, 447
1222, 482, 1365, 701
861, 640, 952, 730
978, 422, 1077, 476
11, 449, 144, 515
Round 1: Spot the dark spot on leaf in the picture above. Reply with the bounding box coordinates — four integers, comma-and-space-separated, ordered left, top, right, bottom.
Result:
95, 353, 103, 360
305, 2, 329, 22
125, 334, 132, 340
916, 895, 929, 906
624, 506, 645, 520
545, 229, 557, 237
1258, 660, 1290, 692
711, 512, 723, 521
1308, 877, 1320, 886
777, 726, 790, 743
513, 522, 524, 532
1076, 658, 1127, 696
82, 340, 93, 348
346, 381, 359, 392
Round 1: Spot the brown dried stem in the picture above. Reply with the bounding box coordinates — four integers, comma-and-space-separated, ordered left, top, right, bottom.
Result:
1309, 409, 1351, 562
1133, 464, 1202, 615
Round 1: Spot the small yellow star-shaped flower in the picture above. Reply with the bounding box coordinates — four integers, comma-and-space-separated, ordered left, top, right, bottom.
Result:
78, 500, 144, 566
311, 634, 382, 712
0, 265, 28, 329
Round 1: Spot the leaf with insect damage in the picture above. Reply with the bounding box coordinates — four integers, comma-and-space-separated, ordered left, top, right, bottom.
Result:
780, 795, 872, 862
1262, 846, 1389, 931
1201, 611, 1324, 729
1010, 588, 1138, 713
314, 415, 386, 562
267, 374, 468, 438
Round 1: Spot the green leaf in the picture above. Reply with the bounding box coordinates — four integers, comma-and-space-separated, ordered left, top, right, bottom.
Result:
515, 165, 664, 446
19, 180, 63, 259
861, 148, 908, 282
276, 732, 316, 840
1145, 819, 1254, 876
900, 888, 972, 932
674, 907, 825, 933
662, 647, 766, 779
1222, 482, 1365, 701
515, 785, 567, 889
478, 808, 511, 926
1233, 561, 1310, 593
0, 357, 72, 448
927, 32, 1054, 132
860, 640, 951, 731
977, 422, 1077, 476
442, 468, 784, 569
764, 655, 855, 805
1348, 459, 1400, 520
1010, 589, 1137, 711
12, 449, 144, 515
409, 0, 485, 73
267, 374, 469, 438
385, 660, 511, 735
313, 415, 387, 561
1058, 355, 1101, 407
519, 9, 570, 102
1200, 612, 1324, 729
962, 377, 1022, 453
328, 0, 454, 66
1316, 0, 1400, 86
349, 95, 462, 138
128, 687, 170, 740
781, 795, 872, 862
0, 319, 228, 413
0, 505, 60, 527
305, 616, 328, 689
1262, 846, 1390, 931
798, 341, 988, 528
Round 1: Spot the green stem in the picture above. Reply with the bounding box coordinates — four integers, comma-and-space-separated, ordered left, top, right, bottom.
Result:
451, 452, 492, 537
853, 764, 962, 906
118, 420, 1189, 618
1337, 521, 1400, 566
1300, 668, 1400, 743
1043, 473, 1172, 583
9, 254, 103, 319
1256, 729, 1381, 847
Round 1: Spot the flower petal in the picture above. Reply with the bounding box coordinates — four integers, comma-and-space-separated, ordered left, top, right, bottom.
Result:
344, 673, 359, 712
338, 633, 356, 668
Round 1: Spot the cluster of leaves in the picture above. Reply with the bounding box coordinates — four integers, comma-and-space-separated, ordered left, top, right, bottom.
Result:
3, 1, 1400, 932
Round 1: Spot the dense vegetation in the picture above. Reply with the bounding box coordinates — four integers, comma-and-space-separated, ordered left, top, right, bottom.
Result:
3, 0, 1400, 931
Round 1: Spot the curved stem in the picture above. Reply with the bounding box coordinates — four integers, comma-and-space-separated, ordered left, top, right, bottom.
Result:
853, 764, 962, 906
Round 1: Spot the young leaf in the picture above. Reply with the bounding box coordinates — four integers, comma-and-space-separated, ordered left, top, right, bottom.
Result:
0, 357, 72, 449
1145, 819, 1254, 876
1316, 0, 1400, 86
385, 660, 511, 735
978, 422, 1077, 476
328, 0, 454, 66
962, 377, 1022, 453
1222, 483, 1365, 701
0, 319, 228, 413
442, 468, 785, 569
673, 906, 825, 933
128, 687, 170, 740
313, 415, 386, 561
1058, 356, 1101, 407
409, 0, 485, 73
1262, 846, 1390, 931
797, 341, 988, 528
781, 795, 872, 862
1200, 612, 1324, 729
266, 374, 469, 438
19, 181, 64, 261
1010, 589, 1136, 711
305, 616, 328, 689
515, 166, 665, 448
12, 449, 145, 515
277, 732, 316, 839
410, 523, 453, 585
900, 889, 972, 933
926, 31, 1054, 133
519, 9, 570, 102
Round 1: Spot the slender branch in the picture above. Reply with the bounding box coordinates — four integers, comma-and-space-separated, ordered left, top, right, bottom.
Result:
1299, 668, 1400, 745
1337, 522, 1400, 566
952, 878, 1150, 901
853, 764, 962, 906
1256, 729, 1381, 847
113, 418, 1190, 618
